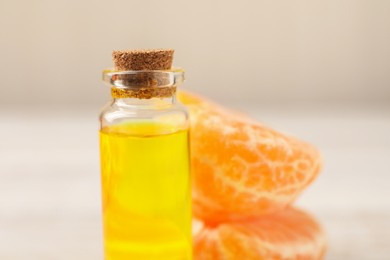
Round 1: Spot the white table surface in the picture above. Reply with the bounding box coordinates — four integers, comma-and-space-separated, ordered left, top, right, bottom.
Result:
0, 104, 389, 259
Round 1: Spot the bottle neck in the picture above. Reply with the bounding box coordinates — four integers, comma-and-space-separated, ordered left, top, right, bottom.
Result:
113, 95, 177, 109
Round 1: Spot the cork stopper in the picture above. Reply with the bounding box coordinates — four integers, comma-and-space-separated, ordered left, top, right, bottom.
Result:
112, 49, 174, 71
108, 49, 178, 99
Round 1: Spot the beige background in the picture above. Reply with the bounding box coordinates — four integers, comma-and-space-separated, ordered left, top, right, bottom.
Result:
0, 0, 389, 106
1, 1, 390, 259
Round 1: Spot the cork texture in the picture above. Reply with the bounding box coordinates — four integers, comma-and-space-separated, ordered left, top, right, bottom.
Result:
112, 49, 174, 71
111, 87, 176, 99
111, 71, 171, 88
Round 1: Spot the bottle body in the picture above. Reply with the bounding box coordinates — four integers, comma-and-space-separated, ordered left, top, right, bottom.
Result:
99, 95, 192, 259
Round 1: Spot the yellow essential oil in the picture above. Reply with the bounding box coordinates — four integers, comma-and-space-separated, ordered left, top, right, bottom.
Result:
100, 122, 191, 260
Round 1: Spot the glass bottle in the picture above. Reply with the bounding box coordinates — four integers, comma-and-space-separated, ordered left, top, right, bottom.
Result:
99, 69, 191, 259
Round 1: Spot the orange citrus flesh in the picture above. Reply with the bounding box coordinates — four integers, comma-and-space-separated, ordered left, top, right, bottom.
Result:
193, 207, 326, 260
178, 91, 322, 223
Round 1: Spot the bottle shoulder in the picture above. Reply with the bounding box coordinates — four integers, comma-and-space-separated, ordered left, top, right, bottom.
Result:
99, 99, 189, 129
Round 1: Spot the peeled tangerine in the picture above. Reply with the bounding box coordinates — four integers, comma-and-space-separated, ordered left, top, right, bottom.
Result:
193, 207, 326, 260
178, 91, 322, 222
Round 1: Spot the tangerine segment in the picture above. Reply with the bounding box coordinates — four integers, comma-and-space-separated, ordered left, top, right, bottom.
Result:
194, 207, 326, 260
178, 91, 322, 222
